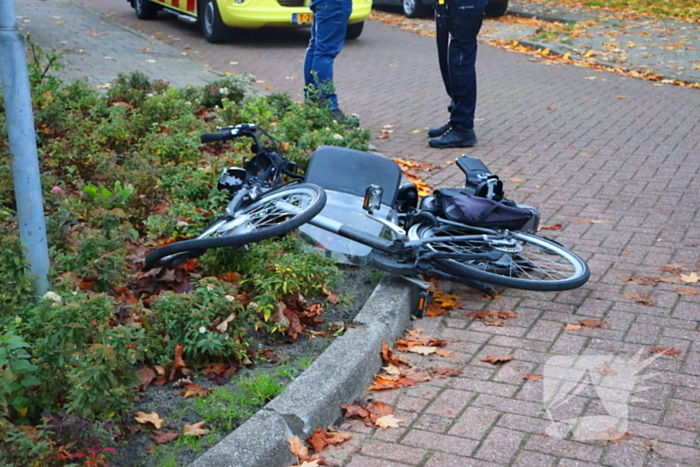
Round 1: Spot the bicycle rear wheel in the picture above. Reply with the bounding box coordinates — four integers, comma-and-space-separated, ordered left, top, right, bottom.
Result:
408, 223, 589, 291
145, 183, 327, 269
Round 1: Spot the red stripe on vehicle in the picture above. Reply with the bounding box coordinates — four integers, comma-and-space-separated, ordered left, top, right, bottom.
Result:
171, 0, 179, 8
187, 0, 195, 11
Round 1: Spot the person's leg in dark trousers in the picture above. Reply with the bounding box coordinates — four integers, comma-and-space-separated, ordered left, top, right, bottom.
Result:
303, 0, 352, 111
429, 0, 486, 148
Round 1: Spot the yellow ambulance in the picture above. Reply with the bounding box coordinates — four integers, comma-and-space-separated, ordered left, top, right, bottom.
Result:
129, 0, 372, 44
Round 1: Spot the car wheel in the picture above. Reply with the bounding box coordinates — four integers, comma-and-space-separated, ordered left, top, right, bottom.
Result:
345, 21, 364, 40
402, 0, 430, 18
201, 0, 232, 44
132, 0, 159, 20
485, 0, 508, 17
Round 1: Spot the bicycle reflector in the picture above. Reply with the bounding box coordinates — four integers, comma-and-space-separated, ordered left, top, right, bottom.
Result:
218, 168, 247, 195
363, 184, 383, 214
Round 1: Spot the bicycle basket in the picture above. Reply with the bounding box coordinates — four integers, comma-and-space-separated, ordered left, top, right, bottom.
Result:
434, 188, 533, 230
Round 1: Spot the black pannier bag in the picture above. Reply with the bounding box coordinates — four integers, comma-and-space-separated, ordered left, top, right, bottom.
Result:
434, 188, 534, 230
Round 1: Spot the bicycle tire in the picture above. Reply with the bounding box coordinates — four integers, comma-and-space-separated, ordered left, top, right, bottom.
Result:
146, 183, 327, 269
408, 223, 590, 291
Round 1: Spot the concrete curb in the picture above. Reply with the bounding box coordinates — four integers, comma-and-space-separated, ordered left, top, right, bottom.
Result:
189, 275, 416, 467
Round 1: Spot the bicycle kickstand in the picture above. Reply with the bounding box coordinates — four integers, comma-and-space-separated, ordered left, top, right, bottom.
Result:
401, 276, 431, 319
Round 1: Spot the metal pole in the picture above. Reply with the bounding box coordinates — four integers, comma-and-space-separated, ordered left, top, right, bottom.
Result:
0, 0, 50, 294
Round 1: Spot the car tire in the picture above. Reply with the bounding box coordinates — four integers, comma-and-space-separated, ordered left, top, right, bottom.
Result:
345, 21, 364, 40
485, 0, 508, 17
201, 0, 232, 44
132, 0, 159, 20
402, 0, 430, 18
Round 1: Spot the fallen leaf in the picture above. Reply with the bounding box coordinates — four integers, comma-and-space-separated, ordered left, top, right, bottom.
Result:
675, 286, 699, 296
340, 404, 371, 420
481, 354, 513, 364
375, 414, 402, 429
562, 323, 582, 331
367, 374, 403, 391
466, 309, 517, 327
434, 349, 454, 358
215, 313, 236, 333
579, 319, 611, 329
134, 411, 163, 429
296, 459, 324, 467
137, 366, 156, 388
179, 384, 213, 398
621, 292, 654, 306
408, 345, 437, 356
509, 177, 524, 182
168, 344, 187, 381
648, 347, 681, 356
523, 374, 543, 381
573, 219, 603, 224
288, 435, 310, 460
432, 367, 462, 378
680, 272, 699, 283
149, 431, 179, 444
183, 421, 210, 437
660, 265, 683, 274
307, 429, 352, 454
540, 224, 562, 230
425, 303, 447, 318
264, 85, 274, 90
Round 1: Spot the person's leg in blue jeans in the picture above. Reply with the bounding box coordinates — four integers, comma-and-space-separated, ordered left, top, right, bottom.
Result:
303, 0, 352, 111
429, 0, 486, 148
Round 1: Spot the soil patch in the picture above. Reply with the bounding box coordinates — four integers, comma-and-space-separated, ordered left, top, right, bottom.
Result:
113, 265, 381, 467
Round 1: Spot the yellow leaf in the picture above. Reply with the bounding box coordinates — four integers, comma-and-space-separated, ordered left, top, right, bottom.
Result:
680, 272, 699, 283
55, 21, 64, 25
375, 414, 402, 429
134, 411, 163, 429
562, 323, 582, 331
183, 421, 210, 437
408, 345, 437, 356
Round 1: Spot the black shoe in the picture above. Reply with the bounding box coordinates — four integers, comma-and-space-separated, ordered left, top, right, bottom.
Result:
331, 109, 360, 128
428, 122, 451, 138
428, 125, 477, 149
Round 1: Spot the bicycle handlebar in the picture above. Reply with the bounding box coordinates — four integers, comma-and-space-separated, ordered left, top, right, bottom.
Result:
201, 130, 234, 144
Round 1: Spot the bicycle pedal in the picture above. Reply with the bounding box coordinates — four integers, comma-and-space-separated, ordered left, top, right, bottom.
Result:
413, 288, 431, 319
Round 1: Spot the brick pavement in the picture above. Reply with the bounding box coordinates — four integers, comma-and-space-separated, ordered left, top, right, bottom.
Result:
13, 1, 700, 466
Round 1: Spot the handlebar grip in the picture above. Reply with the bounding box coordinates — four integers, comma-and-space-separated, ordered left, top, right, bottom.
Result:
201, 131, 232, 144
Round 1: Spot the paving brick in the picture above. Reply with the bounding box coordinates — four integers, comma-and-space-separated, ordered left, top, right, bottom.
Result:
344, 455, 414, 467
473, 394, 544, 418
524, 435, 605, 463
424, 452, 502, 467
601, 441, 648, 467
512, 450, 558, 467
412, 413, 455, 434
400, 429, 479, 457
448, 406, 500, 440
474, 427, 527, 464
359, 440, 428, 465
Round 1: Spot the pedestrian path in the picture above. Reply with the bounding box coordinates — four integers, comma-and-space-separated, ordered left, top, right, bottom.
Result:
14, 0, 219, 88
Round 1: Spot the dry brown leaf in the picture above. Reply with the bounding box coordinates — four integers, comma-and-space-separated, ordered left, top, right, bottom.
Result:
340, 404, 371, 420
579, 319, 611, 329
481, 354, 513, 364
509, 177, 524, 182
137, 366, 156, 388
523, 374, 543, 381
435, 349, 454, 358
466, 309, 517, 326
680, 272, 699, 283
375, 414, 402, 429
182, 421, 210, 437
425, 303, 447, 318
168, 343, 187, 381
432, 367, 463, 378
572, 219, 603, 225
296, 459, 324, 467
675, 286, 699, 296
540, 224, 562, 230
660, 265, 684, 274
179, 384, 213, 398
149, 430, 179, 444
288, 435, 310, 460
562, 323, 582, 331
648, 347, 682, 356
621, 292, 654, 306
307, 428, 352, 454
134, 411, 163, 429
366, 374, 403, 391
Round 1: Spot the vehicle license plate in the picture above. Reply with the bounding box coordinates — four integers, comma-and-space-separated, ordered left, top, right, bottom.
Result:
293, 13, 313, 24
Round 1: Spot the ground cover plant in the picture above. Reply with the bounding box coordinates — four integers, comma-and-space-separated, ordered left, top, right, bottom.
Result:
0, 43, 371, 466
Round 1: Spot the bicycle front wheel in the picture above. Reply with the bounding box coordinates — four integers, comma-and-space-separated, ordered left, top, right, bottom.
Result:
145, 183, 327, 269
408, 223, 590, 291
